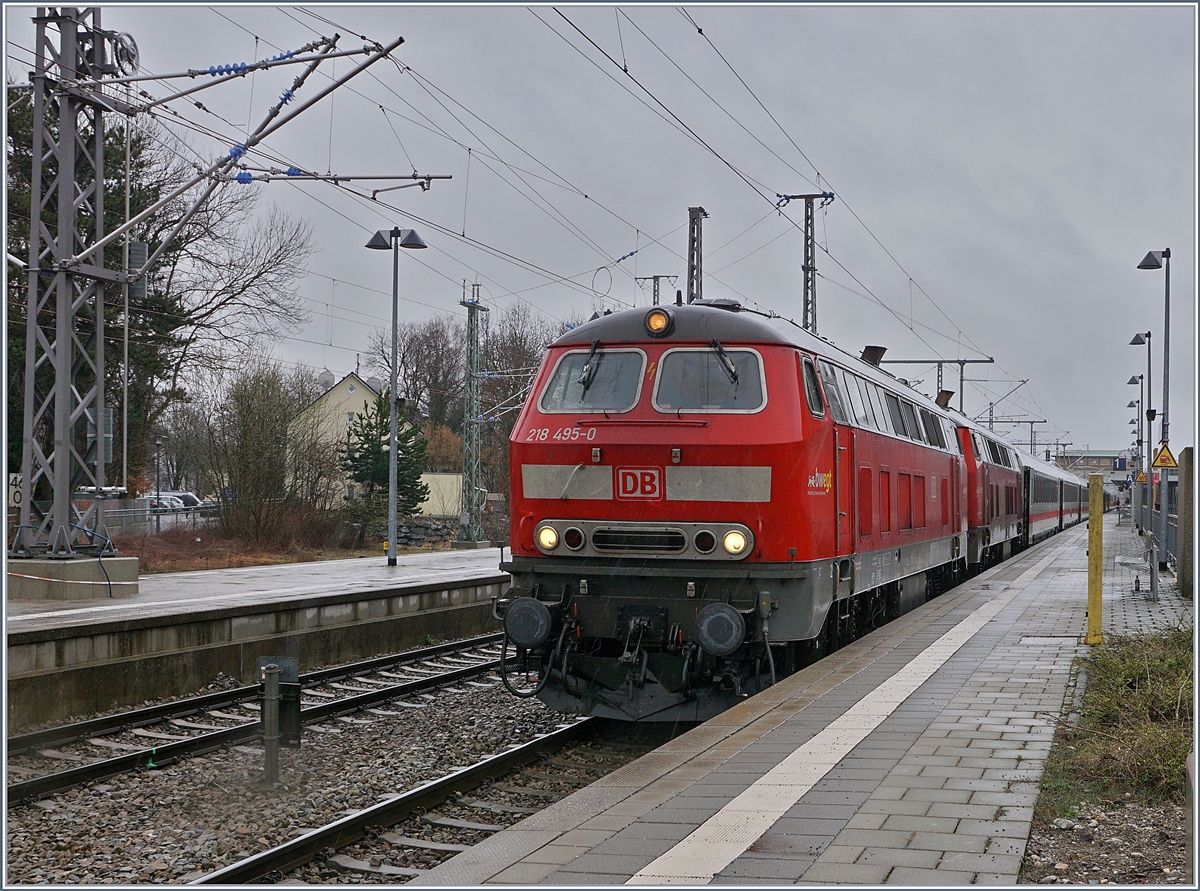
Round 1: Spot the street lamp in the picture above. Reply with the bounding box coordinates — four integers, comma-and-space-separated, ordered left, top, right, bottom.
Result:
1137, 249, 1171, 569
366, 226, 428, 567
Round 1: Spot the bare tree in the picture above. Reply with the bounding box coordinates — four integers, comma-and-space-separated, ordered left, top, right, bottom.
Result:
114, 121, 314, 488
171, 363, 340, 543
478, 304, 568, 497
366, 315, 465, 432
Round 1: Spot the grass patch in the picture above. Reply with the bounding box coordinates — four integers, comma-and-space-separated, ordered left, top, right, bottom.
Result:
1036, 623, 1194, 819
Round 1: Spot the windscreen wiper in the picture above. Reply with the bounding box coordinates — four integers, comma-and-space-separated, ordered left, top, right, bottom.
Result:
710, 339, 739, 386
577, 339, 603, 395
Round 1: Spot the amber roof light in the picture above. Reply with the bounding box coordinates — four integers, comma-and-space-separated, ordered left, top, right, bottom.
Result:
645, 308, 675, 338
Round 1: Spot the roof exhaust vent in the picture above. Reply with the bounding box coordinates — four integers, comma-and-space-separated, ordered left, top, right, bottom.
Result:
860, 345, 887, 366
935, 390, 955, 409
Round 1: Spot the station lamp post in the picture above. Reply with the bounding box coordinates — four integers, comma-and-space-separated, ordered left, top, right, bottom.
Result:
1137, 249, 1171, 569
366, 226, 428, 566
1129, 334, 1156, 535
1127, 377, 1143, 530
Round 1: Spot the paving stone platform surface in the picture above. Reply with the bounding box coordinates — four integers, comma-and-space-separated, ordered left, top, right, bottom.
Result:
410, 513, 1191, 886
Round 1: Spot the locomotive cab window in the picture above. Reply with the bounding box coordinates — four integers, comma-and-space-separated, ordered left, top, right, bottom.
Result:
653, 347, 765, 413
539, 347, 645, 413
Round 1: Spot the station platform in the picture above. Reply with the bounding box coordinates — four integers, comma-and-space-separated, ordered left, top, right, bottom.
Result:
5, 548, 508, 729
413, 514, 1191, 885
5, 547, 505, 630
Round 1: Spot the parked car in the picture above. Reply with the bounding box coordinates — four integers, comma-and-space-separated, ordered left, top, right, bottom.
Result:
161, 491, 201, 509
149, 495, 185, 512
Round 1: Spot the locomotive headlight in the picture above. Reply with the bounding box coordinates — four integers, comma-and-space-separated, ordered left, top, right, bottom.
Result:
644, 308, 675, 338
722, 530, 748, 555
537, 525, 559, 550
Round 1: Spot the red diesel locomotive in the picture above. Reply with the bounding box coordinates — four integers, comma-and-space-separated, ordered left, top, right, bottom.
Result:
495, 300, 1086, 721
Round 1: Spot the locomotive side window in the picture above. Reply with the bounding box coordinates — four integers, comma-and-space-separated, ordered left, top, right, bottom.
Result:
971, 432, 987, 463
920, 409, 947, 450
868, 384, 894, 435
653, 347, 765, 413
842, 369, 872, 429
816, 360, 848, 423
943, 419, 962, 454
884, 392, 907, 437
853, 376, 880, 430
900, 401, 925, 444
539, 348, 645, 413
801, 357, 824, 417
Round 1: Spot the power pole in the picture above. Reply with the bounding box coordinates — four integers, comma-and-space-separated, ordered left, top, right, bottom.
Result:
457, 285, 489, 545
686, 207, 707, 303
14, 8, 122, 557
634, 275, 675, 306
775, 192, 834, 334
11, 10, 407, 560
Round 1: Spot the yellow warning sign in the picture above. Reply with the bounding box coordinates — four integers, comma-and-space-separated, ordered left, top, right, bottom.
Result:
1135, 470, 1148, 483
1151, 444, 1177, 469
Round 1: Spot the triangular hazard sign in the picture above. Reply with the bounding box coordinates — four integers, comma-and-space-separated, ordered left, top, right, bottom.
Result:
1135, 470, 1148, 483
1151, 444, 1177, 469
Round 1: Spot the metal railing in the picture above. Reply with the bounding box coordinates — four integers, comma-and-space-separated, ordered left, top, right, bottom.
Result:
1131, 481, 1178, 565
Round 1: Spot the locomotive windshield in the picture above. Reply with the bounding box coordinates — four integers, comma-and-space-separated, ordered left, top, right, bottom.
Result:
654, 347, 765, 412
539, 347, 645, 413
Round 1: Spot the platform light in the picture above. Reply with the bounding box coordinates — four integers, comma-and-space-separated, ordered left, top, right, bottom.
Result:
1138, 248, 1171, 571
366, 227, 427, 567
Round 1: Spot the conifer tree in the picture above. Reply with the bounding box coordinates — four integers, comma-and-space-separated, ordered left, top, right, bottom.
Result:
342, 395, 429, 516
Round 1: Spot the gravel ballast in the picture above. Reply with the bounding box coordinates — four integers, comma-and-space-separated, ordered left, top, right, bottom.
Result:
6, 685, 562, 884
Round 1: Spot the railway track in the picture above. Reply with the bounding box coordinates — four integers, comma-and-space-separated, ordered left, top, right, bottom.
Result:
6, 634, 504, 803
194, 717, 677, 884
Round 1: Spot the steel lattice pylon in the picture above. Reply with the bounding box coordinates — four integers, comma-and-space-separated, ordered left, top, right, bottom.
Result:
458, 286, 488, 542
15, 7, 113, 557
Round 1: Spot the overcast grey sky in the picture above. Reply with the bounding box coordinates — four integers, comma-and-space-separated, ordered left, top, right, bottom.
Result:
5, 3, 1196, 457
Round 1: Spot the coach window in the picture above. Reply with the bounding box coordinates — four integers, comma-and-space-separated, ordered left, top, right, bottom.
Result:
801, 357, 825, 417
539, 347, 645, 413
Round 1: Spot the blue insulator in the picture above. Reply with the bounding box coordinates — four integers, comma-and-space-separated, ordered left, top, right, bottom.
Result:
286, 167, 302, 177
236, 172, 253, 184
208, 65, 217, 76
279, 89, 294, 104
228, 144, 246, 160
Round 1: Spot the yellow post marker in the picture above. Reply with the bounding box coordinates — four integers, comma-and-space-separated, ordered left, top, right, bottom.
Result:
1086, 473, 1104, 645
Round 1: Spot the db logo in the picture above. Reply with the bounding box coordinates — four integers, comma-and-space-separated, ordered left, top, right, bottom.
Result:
617, 467, 662, 500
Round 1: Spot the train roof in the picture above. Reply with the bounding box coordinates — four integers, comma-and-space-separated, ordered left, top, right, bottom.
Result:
552, 302, 795, 347
553, 302, 956, 414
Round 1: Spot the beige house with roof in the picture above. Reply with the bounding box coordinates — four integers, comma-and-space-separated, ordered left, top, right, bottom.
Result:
292, 370, 462, 516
